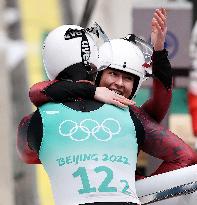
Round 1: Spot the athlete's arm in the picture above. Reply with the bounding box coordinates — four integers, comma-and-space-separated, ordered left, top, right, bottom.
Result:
17, 114, 41, 164
141, 49, 172, 123
134, 107, 197, 176
140, 8, 172, 123
27, 110, 43, 154
29, 80, 96, 107
30, 80, 134, 108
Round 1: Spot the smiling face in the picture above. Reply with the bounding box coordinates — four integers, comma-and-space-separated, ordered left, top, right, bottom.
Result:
99, 68, 135, 98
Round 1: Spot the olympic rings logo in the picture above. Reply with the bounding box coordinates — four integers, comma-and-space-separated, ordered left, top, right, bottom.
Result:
59, 118, 121, 142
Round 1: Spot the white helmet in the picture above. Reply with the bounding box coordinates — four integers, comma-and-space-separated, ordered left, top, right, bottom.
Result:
42, 25, 99, 80
98, 37, 152, 98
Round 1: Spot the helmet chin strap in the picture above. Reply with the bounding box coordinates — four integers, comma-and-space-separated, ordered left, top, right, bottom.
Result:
129, 76, 140, 99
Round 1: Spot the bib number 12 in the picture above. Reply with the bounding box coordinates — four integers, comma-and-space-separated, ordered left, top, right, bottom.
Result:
72, 166, 131, 195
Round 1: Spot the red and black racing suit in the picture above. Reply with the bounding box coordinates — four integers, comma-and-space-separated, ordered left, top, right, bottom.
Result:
17, 49, 197, 178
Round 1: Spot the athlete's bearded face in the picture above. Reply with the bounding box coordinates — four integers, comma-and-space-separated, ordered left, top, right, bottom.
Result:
99, 68, 134, 98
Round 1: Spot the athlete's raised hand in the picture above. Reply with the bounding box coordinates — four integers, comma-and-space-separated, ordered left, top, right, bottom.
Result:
151, 8, 167, 51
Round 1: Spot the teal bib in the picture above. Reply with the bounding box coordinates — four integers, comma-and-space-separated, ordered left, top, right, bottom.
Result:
39, 103, 140, 205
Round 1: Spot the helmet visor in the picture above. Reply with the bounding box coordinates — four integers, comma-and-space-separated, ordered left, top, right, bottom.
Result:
123, 34, 153, 78
85, 22, 112, 73
123, 34, 153, 66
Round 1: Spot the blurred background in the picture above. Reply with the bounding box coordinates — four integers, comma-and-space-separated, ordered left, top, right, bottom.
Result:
0, 0, 197, 204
